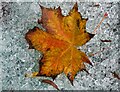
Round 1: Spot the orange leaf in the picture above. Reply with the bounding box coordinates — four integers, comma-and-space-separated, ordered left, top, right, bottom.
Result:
25, 3, 94, 85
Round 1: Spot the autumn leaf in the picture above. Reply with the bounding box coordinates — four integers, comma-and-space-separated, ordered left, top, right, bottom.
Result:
25, 3, 94, 85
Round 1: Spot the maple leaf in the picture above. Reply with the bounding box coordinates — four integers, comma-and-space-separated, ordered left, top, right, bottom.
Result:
25, 3, 94, 85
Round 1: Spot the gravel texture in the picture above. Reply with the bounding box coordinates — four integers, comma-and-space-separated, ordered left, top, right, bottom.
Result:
1, 1, 120, 91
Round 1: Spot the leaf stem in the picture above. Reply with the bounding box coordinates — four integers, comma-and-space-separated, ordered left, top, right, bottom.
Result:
92, 12, 108, 34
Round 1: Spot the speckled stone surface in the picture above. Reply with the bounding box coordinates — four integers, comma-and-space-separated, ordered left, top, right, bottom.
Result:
1, 1, 120, 91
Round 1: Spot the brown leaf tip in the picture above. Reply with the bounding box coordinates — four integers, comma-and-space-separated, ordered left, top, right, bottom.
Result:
73, 2, 78, 11
88, 33, 95, 38
38, 4, 44, 10
82, 69, 89, 74
51, 75, 58, 80
67, 73, 74, 86
69, 2, 78, 14
57, 6, 62, 12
